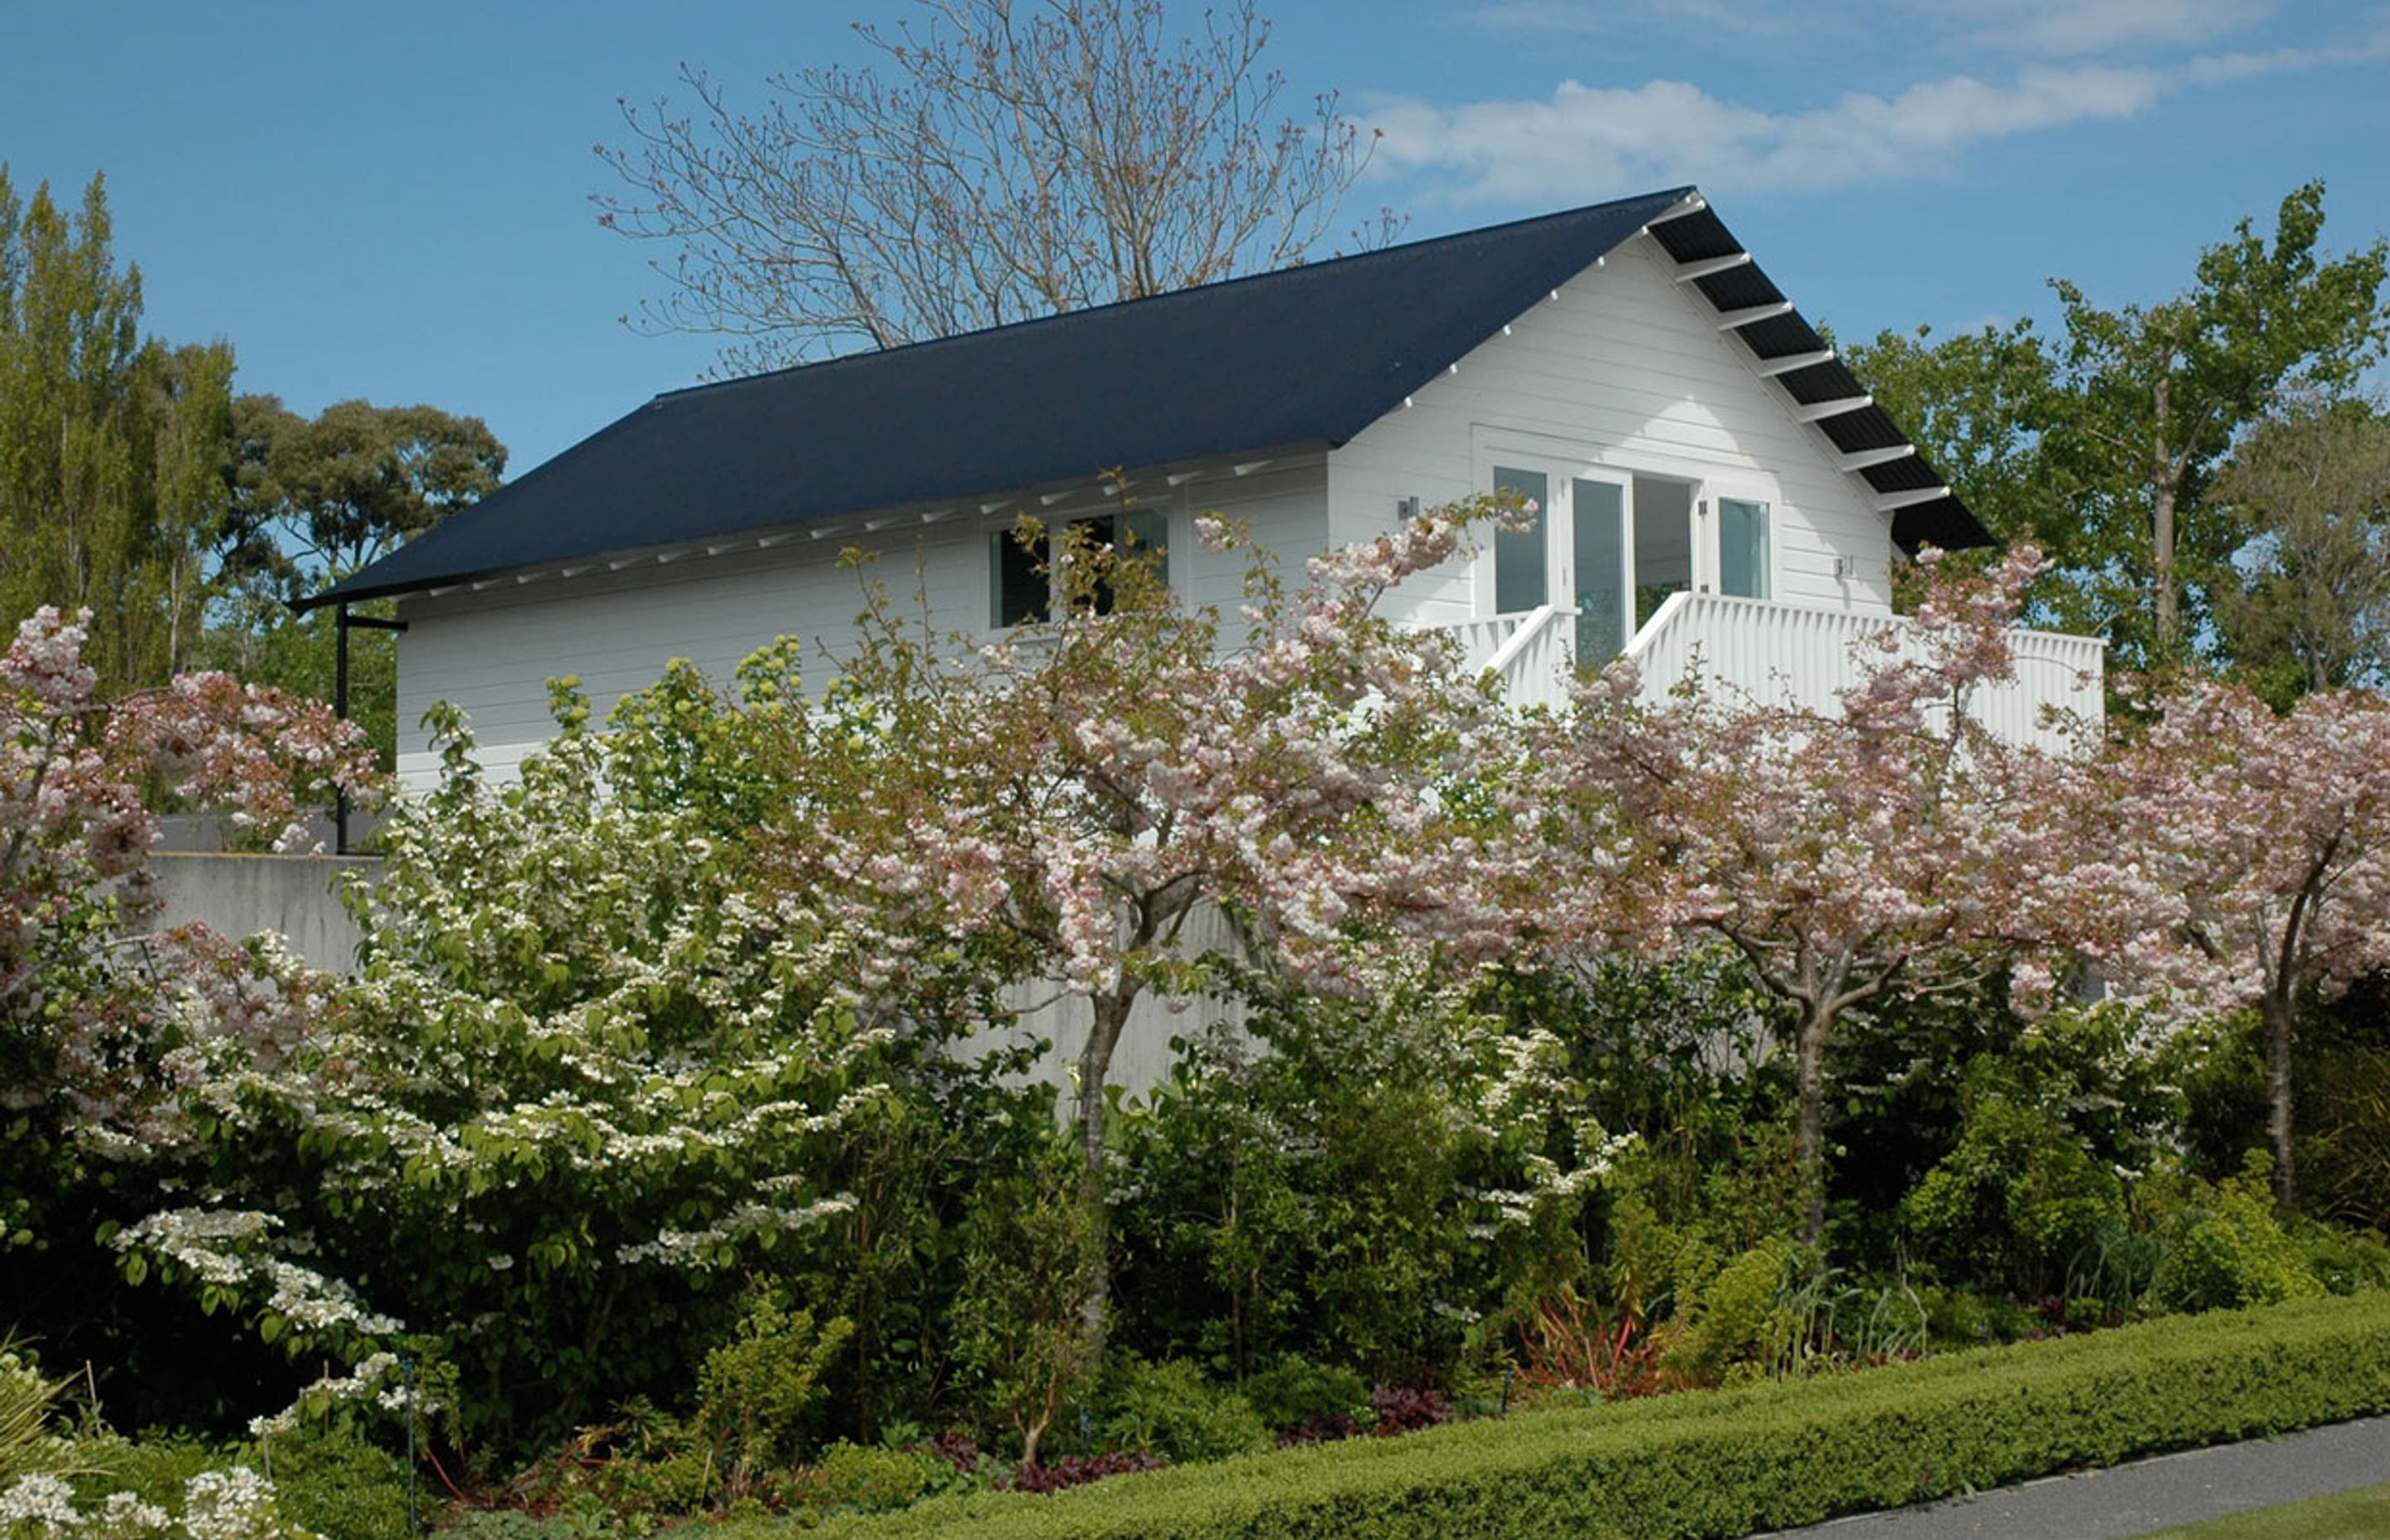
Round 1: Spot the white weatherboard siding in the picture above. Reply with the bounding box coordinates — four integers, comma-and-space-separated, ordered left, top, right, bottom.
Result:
394, 456, 1329, 789
1328, 231, 1898, 631
1178, 458, 1330, 623
398, 519, 973, 789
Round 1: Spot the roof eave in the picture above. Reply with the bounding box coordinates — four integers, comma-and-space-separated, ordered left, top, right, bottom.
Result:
296, 437, 1344, 612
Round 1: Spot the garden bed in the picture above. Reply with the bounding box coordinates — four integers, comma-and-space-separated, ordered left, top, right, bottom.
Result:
746, 1293, 2390, 1539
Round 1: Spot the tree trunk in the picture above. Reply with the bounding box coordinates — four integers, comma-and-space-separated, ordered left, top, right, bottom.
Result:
1073, 988, 1133, 1372
2152, 467, 2180, 663
2261, 989, 2298, 1211
2151, 379, 2181, 664
1792, 1000, 1834, 1249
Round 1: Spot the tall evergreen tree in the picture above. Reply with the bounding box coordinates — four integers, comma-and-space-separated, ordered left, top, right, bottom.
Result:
0, 168, 234, 692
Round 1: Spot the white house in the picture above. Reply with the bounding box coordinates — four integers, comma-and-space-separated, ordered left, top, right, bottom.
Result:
305, 186, 2102, 792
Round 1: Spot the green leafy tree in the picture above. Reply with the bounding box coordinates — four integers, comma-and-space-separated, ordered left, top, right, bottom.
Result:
2046, 183, 2386, 670
205, 394, 505, 766
0, 168, 234, 692
2211, 394, 2390, 704
1840, 318, 2066, 573
1854, 183, 2388, 674
217, 395, 504, 592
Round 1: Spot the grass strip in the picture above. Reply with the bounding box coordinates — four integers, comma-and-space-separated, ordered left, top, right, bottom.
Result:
2125, 1479, 2390, 1539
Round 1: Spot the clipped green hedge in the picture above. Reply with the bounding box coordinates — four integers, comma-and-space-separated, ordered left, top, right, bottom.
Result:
754, 1294, 2390, 1540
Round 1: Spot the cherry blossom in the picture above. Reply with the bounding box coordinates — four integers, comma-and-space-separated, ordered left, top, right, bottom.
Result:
2094, 680, 2390, 1207
788, 499, 1531, 1358
1536, 547, 2081, 1245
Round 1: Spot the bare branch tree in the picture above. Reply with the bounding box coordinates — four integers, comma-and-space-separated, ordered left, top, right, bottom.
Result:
595, 0, 1402, 374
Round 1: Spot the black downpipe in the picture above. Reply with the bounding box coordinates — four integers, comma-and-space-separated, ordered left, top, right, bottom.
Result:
332, 603, 407, 855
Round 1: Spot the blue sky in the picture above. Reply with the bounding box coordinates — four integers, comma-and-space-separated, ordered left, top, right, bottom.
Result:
5, 1, 2386, 474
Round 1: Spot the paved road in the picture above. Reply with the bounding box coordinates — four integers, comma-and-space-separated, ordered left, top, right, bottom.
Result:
1753, 1416, 2390, 1539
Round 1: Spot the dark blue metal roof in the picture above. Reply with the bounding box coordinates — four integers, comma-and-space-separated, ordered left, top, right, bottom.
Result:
306, 187, 1987, 610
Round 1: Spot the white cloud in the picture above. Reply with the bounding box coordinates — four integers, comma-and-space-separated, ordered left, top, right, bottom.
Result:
1464, 0, 2280, 53
1927, 0, 2279, 56
1369, 63, 2163, 203
1378, 2, 2384, 206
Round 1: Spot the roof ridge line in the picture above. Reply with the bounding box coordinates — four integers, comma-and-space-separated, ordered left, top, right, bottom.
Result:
651, 186, 1701, 405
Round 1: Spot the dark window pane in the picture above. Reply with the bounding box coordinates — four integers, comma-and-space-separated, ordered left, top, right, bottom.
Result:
991, 527, 1049, 626
1123, 508, 1170, 587
1071, 514, 1120, 614
1572, 478, 1626, 663
1632, 476, 1693, 629
1494, 465, 1549, 614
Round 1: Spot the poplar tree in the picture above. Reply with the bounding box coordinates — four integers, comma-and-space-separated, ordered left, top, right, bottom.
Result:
0, 168, 234, 693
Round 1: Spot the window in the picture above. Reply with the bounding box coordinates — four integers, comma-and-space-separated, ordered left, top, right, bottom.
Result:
1492, 465, 1549, 614
1718, 497, 1770, 600
1631, 475, 1695, 630
988, 507, 1171, 627
1481, 447, 1787, 662
991, 524, 1049, 626
1571, 477, 1626, 661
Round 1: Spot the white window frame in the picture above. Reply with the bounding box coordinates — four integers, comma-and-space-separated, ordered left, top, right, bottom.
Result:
1705, 481, 1778, 604
1471, 432, 1786, 634
982, 490, 1183, 631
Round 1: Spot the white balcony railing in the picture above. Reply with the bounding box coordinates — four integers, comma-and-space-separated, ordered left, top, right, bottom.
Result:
1445, 592, 2106, 752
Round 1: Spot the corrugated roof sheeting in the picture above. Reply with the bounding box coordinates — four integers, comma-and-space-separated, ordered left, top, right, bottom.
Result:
1646, 197, 1992, 553
1864, 457, 1944, 494
1893, 501, 1986, 553
1692, 264, 1784, 313
1736, 312, 1832, 363
1777, 360, 1868, 407
1819, 406, 1911, 456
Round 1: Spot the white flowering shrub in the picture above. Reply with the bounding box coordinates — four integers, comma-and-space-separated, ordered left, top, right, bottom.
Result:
0, 1467, 310, 1540
0, 1343, 310, 1540
105, 677, 894, 1449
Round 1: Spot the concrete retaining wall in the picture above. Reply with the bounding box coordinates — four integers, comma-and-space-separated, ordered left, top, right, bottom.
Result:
148, 853, 378, 975
143, 855, 1243, 1104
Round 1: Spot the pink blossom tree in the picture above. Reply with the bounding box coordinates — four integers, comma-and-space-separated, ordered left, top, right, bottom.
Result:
2096, 681, 2390, 1210
1542, 549, 2086, 1246
797, 502, 1524, 1360
1, 606, 377, 1344
2, 605, 378, 1079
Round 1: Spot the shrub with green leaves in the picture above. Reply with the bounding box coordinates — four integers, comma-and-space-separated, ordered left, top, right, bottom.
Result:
1656, 1238, 1807, 1387
949, 1136, 1098, 1469
1096, 1359, 1269, 1464
2149, 1163, 2329, 1313
1236, 1360, 1367, 1440
1903, 1093, 2128, 1299
699, 1294, 855, 1493
107, 685, 895, 1451
0, 1355, 359, 1540
792, 1442, 963, 1520
1114, 966, 1638, 1386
